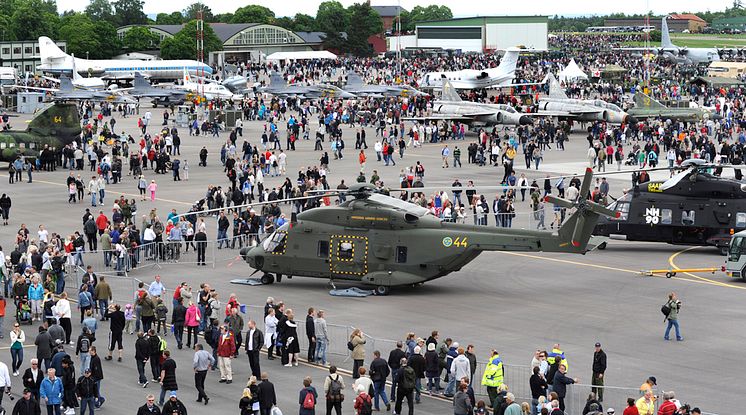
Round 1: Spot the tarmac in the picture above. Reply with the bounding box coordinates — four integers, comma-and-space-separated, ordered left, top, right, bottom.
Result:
0, 103, 738, 415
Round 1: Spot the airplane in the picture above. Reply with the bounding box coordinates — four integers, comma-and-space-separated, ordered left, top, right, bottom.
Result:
627, 91, 721, 122
37, 36, 213, 81
420, 48, 521, 90
231, 168, 615, 295
617, 17, 720, 65
177, 69, 243, 101
537, 74, 636, 124
0, 103, 81, 162
260, 73, 357, 100
130, 72, 187, 106
594, 159, 746, 255
343, 71, 426, 98
403, 79, 532, 126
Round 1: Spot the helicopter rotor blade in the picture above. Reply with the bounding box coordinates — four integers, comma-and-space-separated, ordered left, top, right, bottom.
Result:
660, 167, 693, 191
544, 195, 574, 209
586, 202, 620, 218
579, 167, 594, 198
571, 214, 586, 248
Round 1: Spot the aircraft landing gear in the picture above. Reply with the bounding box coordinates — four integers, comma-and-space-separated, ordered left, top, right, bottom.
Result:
597, 242, 607, 250
276, 274, 283, 283
375, 285, 390, 296
260, 273, 275, 285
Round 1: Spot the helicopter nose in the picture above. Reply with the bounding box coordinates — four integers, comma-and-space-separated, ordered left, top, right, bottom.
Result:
519, 115, 534, 125
240, 247, 254, 266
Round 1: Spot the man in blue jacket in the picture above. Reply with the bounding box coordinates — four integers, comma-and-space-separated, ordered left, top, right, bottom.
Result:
40, 368, 64, 415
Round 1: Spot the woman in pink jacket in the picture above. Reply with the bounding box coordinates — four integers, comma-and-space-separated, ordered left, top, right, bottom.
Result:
185, 301, 201, 348
147, 180, 157, 202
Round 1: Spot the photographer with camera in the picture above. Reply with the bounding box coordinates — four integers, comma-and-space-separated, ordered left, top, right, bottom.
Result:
663, 292, 683, 342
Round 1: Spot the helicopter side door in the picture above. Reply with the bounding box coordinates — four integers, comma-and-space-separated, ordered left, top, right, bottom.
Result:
329, 234, 368, 279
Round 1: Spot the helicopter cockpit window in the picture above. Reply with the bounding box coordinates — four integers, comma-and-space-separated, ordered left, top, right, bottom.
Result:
262, 223, 289, 253
737, 212, 746, 228
682, 210, 695, 226
608, 193, 631, 221
661, 209, 672, 225
338, 242, 354, 260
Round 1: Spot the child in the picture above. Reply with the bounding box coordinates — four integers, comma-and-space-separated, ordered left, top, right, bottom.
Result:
155, 297, 168, 336
147, 180, 157, 202
124, 303, 135, 335
183, 160, 189, 181
475, 400, 487, 415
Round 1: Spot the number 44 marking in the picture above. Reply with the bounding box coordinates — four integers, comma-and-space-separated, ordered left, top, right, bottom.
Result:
453, 237, 468, 248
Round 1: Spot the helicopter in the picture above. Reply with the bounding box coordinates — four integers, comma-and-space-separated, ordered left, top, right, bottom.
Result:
593, 158, 746, 255
235, 168, 616, 295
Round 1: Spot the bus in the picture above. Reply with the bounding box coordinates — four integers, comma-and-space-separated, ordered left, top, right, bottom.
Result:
725, 229, 746, 280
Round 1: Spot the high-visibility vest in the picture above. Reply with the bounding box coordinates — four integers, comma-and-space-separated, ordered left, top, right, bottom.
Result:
547, 348, 568, 371
481, 355, 504, 387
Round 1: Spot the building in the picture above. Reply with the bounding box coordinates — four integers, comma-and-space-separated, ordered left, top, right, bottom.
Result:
117, 23, 329, 63
712, 16, 746, 32
372, 5, 405, 33
401, 16, 547, 53
604, 15, 707, 33
0, 39, 67, 74
669, 14, 707, 32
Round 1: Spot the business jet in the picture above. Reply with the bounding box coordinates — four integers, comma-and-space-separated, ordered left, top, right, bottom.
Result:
420, 48, 521, 90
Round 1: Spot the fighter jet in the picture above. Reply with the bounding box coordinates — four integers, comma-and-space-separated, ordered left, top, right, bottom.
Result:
0, 103, 81, 162
617, 17, 720, 66
627, 92, 721, 122
129, 72, 187, 106
343, 71, 425, 98
260, 73, 356, 100
537, 74, 636, 124
403, 79, 532, 126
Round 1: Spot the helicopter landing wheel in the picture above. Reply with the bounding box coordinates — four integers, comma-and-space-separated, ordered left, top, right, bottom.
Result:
597, 242, 607, 250
260, 273, 275, 285
665, 272, 676, 278
276, 274, 282, 283
375, 285, 390, 296
719, 246, 729, 256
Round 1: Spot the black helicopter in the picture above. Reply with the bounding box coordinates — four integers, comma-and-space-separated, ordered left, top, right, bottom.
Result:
593, 159, 746, 254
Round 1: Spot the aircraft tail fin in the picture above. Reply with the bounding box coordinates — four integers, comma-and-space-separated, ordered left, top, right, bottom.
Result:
38, 36, 69, 62
634, 92, 666, 109
59, 74, 74, 92
183, 68, 191, 84
547, 73, 568, 99
440, 79, 462, 102
27, 103, 82, 138
269, 72, 287, 87
486, 48, 520, 79
134, 72, 149, 89
661, 16, 674, 48
346, 71, 365, 88
71, 57, 82, 81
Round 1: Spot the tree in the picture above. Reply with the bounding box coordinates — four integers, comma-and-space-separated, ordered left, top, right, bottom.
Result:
160, 19, 222, 60
293, 13, 316, 32
346, 2, 382, 57
85, 0, 114, 23
122, 26, 160, 51
183, 2, 213, 22
404, 5, 452, 31
273, 16, 295, 30
231, 5, 275, 24
92, 20, 121, 58
214, 13, 234, 23
58, 13, 100, 58
316, 1, 349, 33
113, 0, 147, 26
155, 12, 184, 25
10, 0, 59, 41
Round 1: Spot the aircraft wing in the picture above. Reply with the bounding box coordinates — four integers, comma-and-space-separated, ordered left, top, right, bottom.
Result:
538, 109, 602, 117
402, 114, 474, 122
11, 85, 59, 92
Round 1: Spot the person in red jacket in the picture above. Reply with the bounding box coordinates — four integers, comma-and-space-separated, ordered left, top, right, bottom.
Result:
657, 392, 679, 415
216, 325, 235, 384
95, 211, 109, 235
623, 397, 639, 415
353, 385, 373, 415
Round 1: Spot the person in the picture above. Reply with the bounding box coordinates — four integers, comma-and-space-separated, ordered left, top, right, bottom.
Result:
136, 394, 161, 415
35, 327, 54, 371
592, 342, 607, 402
583, 393, 603, 415
192, 343, 213, 405
23, 358, 43, 400
0, 358, 9, 406
257, 372, 276, 415
281, 309, 299, 367
104, 304, 124, 362
75, 327, 94, 372
239, 388, 253, 415
55, 293, 72, 344
482, 350, 504, 408
161, 391, 187, 415
88, 346, 104, 408
657, 391, 678, 415
395, 358, 415, 415
635, 390, 655, 415
306, 307, 316, 362
299, 376, 317, 415
369, 350, 391, 411
453, 382, 472, 415
552, 364, 577, 412
323, 366, 345, 415
353, 384, 372, 415
350, 328, 366, 379
504, 393, 521, 415
264, 308, 278, 360
40, 368, 64, 415
216, 325, 235, 384
135, 332, 150, 387
10, 322, 26, 375
663, 292, 683, 341
387, 341, 406, 403
314, 310, 328, 365
622, 398, 638, 415
158, 350, 177, 406
245, 320, 263, 378
13, 387, 41, 415
448, 347, 470, 396
75, 368, 98, 415
529, 366, 547, 415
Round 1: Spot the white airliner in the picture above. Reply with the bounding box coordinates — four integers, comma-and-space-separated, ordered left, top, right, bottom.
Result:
420, 48, 521, 90
37, 36, 213, 81
178, 69, 243, 101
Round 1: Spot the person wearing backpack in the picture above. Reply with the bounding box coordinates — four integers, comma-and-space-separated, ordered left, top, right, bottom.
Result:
395, 358, 416, 415
298, 376, 318, 415
75, 327, 95, 372
353, 384, 373, 415
323, 366, 345, 415
663, 292, 683, 341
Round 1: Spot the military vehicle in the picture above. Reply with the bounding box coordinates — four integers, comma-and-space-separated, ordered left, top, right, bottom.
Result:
0, 103, 81, 161
594, 159, 746, 254
627, 92, 719, 122
237, 168, 615, 295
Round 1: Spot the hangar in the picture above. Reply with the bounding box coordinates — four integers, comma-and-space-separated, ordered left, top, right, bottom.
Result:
412, 16, 548, 52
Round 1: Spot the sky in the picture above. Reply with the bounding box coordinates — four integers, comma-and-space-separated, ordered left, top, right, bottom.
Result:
54, 0, 736, 18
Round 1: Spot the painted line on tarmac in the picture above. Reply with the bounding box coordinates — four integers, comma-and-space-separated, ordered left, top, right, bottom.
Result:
668, 246, 746, 291
33, 178, 193, 206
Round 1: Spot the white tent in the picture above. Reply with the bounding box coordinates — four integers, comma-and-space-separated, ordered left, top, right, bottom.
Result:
265, 51, 338, 61
559, 58, 589, 83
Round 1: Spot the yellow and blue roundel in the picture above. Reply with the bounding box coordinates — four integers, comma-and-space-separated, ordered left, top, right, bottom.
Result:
442, 237, 453, 247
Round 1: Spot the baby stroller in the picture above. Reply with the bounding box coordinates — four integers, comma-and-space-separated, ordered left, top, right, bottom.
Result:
475, 152, 486, 166
624, 152, 637, 166
15, 298, 32, 325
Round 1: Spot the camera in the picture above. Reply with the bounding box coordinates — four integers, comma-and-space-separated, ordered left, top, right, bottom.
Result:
677, 403, 691, 415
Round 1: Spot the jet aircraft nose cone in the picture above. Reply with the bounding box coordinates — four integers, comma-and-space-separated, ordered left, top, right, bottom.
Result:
519, 115, 533, 125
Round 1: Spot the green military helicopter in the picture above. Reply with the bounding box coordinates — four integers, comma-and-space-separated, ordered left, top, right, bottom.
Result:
626, 92, 720, 122
0, 103, 81, 162
236, 168, 617, 295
